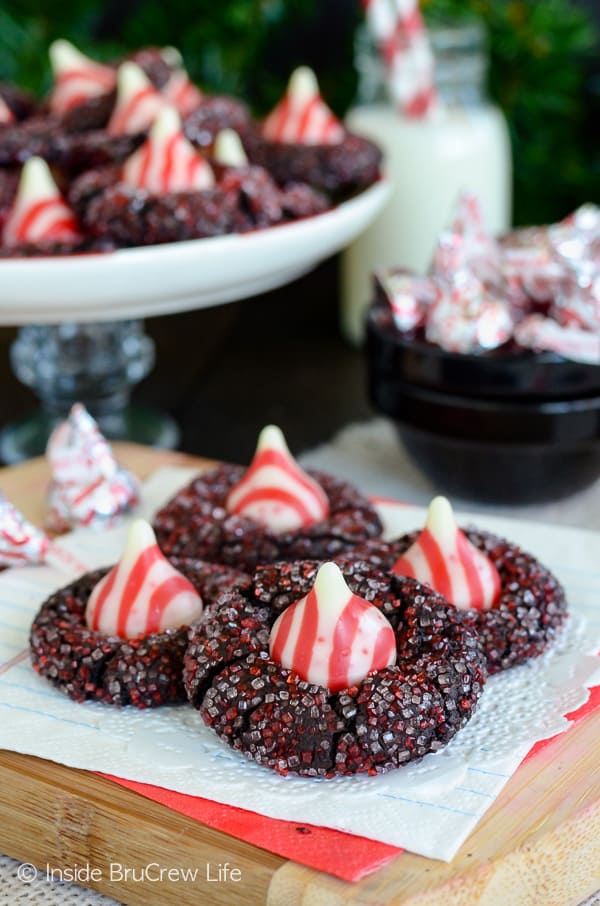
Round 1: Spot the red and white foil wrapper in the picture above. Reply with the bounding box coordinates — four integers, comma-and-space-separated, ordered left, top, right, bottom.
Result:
162, 69, 203, 117
2, 157, 81, 248
86, 520, 203, 638
392, 497, 501, 612
0, 493, 90, 576
433, 192, 502, 286
391, 192, 600, 365
425, 275, 513, 354
262, 67, 345, 145
107, 62, 167, 136
46, 403, 140, 531
0, 94, 14, 125
49, 39, 116, 115
379, 270, 439, 331
226, 425, 329, 534
550, 204, 600, 271
553, 273, 600, 332
514, 315, 600, 366
269, 562, 397, 692
364, 0, 437, 117
122, 106, 214, 194
0, 495, 49, 567
500, 226, 565, 308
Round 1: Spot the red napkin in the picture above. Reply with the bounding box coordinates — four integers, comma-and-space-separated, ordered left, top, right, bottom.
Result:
103, 687, 598, 883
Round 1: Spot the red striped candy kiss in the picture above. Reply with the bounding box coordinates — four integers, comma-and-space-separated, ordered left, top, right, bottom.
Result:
86, 520, 203, 638
46, 403, 140, 531
0, 94, 14, 125
262, 67, 345, 146
162, 69, 203, 117
2, 157, 81, 248
47, 403, 125, 485
0, 494, 49, 567
269, 562, 396, 692
49, 39, 115, 115
122, 106, 214, 195
392, 497, 501, 612
108, 62, 167, 136
226, 425, 329, 534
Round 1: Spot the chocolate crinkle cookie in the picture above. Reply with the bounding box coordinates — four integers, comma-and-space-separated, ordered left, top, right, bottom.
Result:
246, 132, 383, 196
152, 464, 383, 572
351, 529, 568, 674
29, 558, 249, 708
184, 558, 487, 778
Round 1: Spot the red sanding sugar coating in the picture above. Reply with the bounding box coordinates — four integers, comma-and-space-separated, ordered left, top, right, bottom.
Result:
152, 463, 383, 573
185, 558, 487, 777
351, 528, 568, 673
29, 557, 249, 708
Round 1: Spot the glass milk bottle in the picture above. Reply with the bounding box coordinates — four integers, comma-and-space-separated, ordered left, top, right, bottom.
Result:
341, 19, 512, 344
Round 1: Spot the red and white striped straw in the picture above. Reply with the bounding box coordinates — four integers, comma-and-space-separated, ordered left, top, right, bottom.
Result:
363, 0, 437, 117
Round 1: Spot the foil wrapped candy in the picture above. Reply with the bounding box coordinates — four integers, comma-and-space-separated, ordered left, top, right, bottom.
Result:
383, 193, 600, 364
46, 403, 140, 531
0, 494, 49, 567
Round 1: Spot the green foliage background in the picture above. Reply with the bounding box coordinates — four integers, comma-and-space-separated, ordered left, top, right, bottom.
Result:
0, 0, 597, 225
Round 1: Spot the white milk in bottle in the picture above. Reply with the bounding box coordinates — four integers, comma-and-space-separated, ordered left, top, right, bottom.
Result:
341, 20, 512, 344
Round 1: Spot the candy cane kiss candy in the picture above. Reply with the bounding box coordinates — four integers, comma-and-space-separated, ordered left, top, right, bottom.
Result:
0, 494, 49, 567
262, 67, 345, 145
107, 62, 167, 136
226, 425, 329, 533
2, 157, 81, 248
269, 561, 396, 691
121, 106, 214, 194
86, 519, 203, 638
49, 39, 116, 114
392, 497, 501, 612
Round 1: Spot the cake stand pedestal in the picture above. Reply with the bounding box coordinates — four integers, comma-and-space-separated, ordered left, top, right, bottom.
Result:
0, 181, 389, 463
0, 320, 178, 463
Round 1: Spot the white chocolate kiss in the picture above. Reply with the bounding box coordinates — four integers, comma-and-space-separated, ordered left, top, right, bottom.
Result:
287, 66, 320, 105
269, 562, 397, 692
108, 62, 166, 135
226, 425, 329, 534
2, 157, 79, 247
262, 66, 344, 146
49, 40, 115, 114
213, 129, 248, 167
86, 520, 203, 638
122, 106, 214, 194
392, 496, 501, 612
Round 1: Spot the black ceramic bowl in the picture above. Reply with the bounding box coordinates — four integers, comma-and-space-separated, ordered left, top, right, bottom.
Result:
369, 305, 600, 400
367, 307, 600, 503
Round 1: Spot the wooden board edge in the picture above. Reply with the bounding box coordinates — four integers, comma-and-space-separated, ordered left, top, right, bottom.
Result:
267, 707, 600, 905
0, 750, 284, 906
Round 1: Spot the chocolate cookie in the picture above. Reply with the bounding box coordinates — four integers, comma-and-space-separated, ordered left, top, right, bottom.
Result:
153, 464, 383, 572
351, 528, 568, 673
30, 558, 249, 708
185, 558, 487, 777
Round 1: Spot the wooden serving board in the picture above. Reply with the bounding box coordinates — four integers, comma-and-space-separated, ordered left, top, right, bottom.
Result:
0, 444, 599, 906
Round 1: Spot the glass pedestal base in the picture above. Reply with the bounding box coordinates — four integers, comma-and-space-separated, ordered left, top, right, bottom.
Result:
0, 319, 180, 464
0, 406, 179, 465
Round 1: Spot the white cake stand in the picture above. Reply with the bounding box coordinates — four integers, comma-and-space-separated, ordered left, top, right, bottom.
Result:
0, 181, 389, 462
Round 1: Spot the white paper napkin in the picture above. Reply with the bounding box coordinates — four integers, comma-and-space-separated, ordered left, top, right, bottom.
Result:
0, 467, 599, 862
